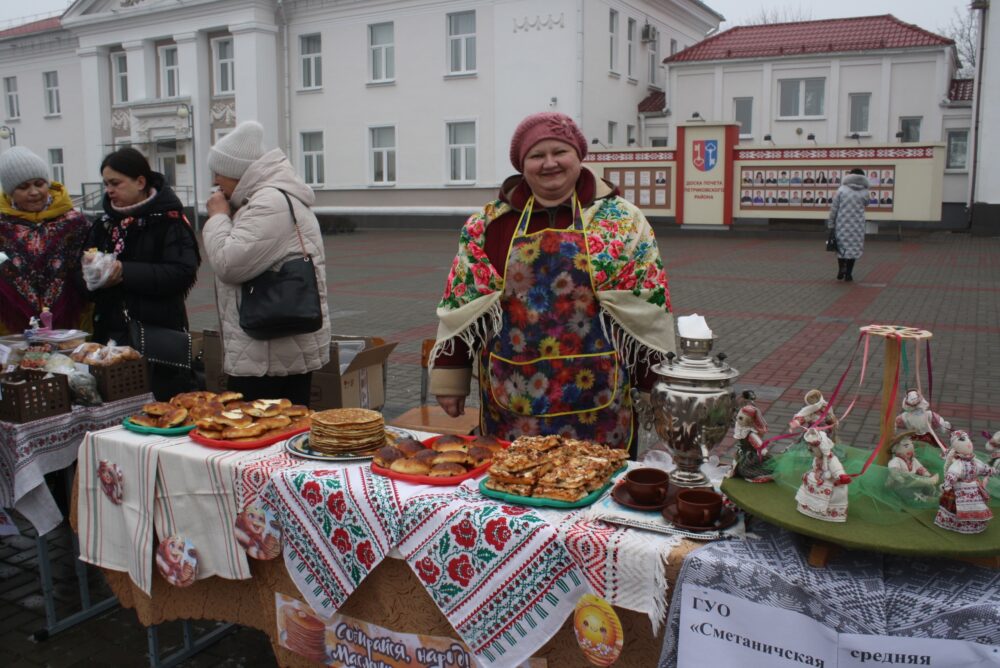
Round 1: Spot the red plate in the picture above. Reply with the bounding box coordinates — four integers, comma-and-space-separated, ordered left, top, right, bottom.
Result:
370, 435, 509, 486
189, 424, 310, 450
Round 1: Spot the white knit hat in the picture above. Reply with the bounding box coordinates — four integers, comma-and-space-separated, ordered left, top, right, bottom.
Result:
0, 147, 50, 194
207, 121, 266, 179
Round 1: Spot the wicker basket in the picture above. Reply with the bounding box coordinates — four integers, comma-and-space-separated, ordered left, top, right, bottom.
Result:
90, 358, 150, 402
0, 369, 72, 424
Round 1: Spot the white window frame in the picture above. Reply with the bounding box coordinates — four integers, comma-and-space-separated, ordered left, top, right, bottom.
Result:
626, 124, 636, 146
369, 22, 395, 83
609, 9, 619, 72
734, 97, 753, 138
670, 38, 678, 55
48, 148, 64, 184
300, 33, 322, 90
445, 120, 477, 184
848, 92, 870, 134
3, 77, 18, 119
300, 131, 325, 186
945, 129, 969, 171
369, 125, 396, 186
212, 37, 235, 95
213, 128, 231, 143
900, 116, 922, 143
650, 136, 668, 147
607, 121, 617, 145
42, 71, 60, 116
647, 33, 660, 86
626, 18, 636, 79
446, 11, 476, 75
158, 45, 179, 98
778, 78, 825, 118
112, 52, 128, 104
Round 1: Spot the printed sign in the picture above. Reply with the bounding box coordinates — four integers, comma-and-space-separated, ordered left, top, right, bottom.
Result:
692, 140, 718, 172
679, 586, 1000, 667
275, 594, 547, 667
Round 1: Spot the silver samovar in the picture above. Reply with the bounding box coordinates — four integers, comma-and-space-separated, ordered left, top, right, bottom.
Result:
636, 336, 740, 488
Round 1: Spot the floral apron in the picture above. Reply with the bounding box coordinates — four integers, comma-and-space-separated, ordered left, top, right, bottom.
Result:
479, 195, 633, 448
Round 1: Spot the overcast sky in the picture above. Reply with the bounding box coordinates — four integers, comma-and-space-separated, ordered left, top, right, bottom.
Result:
0, 0, 975, 37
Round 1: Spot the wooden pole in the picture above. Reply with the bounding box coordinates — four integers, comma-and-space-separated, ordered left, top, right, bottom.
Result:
876, 335, 901, 466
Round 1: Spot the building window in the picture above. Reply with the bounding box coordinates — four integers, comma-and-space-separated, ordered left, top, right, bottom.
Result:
734, 97, 753, 137
3, 77, 18, 119
670, 38, 678, 55
648, 32, 660, 85
900, 117, 921, 142
42, 71, 60, 115
369, 22, 395, 82
213, 38, 234, 95
112, 53, 128, 103
778, 78, 824, 117
447, 11, 476, 74
626, 19, 636, 78
159, 45, 179, 98
301, 132, 324, 186
609, 10, 619, 71
370, 126, 396, 184
650, 136, 668, 147
849, 93, 870, 134
300, 34, 322, 89
626, 124, 636, 145
946, 129, 968, 170
447, 121, 476, 183
48, 148, 64, 184
607, 121, 617, 145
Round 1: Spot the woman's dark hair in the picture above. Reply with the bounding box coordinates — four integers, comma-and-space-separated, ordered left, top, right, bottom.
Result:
849, 168, 865, 175
100, 147, 155, 184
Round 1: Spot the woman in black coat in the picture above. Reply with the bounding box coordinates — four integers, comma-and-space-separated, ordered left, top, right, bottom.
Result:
86, 147, 200, 399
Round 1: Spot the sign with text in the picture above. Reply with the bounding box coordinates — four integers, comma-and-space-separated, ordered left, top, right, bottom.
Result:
677, 123, 738, 226
275, 594, 546, 667
679, 586, 999, 667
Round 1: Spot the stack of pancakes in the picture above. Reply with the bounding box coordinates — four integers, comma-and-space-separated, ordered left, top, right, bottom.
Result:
281, 607, 326, 663
309, 408, 385, 455
485, 435, 628, 502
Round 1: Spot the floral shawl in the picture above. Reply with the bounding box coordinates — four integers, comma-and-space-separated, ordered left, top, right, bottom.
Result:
434, 193, 674, 372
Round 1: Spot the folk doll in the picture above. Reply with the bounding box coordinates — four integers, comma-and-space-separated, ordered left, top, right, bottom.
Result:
789, 389, 839, 443
935, 430, 992, 534
730, 404, 773, 482
885, 432, 939, 503
894, 390, 951, 447
985, 431, 1000, 474
795, 428, 851, 522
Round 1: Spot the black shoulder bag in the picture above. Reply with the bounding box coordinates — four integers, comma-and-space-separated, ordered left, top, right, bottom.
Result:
238, 189, 323, 340
826, 229, 838, 253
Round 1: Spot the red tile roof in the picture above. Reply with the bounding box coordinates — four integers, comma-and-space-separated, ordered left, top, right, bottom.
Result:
0, 16, 61, 40
638, 90, 665, 114
949, 78, 974, 102
666, 14, 953, 64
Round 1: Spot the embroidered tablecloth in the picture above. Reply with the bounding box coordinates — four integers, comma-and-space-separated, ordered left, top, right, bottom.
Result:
658, 519, 1000, 667
1, 394, 151, 534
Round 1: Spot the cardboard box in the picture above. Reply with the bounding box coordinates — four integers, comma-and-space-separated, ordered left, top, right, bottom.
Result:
200, 330, 395, 411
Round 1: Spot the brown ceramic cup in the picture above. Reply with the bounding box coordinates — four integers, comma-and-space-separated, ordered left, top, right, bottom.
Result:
676, 489, 723, 527
624, 468, 670, 505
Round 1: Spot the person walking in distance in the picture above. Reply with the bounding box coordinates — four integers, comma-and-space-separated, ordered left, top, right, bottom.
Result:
827, 168, 869, 281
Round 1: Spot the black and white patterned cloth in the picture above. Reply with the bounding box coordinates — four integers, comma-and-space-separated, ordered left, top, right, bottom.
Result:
659, 519, 1000, 667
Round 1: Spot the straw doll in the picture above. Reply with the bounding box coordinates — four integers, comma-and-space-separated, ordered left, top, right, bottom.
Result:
789, 389, 839, 443
935, 430, 992, 534
885, 432, 939, 503
795, 428, 851, 522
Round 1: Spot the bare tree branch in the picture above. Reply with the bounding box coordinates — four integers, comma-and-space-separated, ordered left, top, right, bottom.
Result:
939, 7, 978, 78
740, 5, 814, 26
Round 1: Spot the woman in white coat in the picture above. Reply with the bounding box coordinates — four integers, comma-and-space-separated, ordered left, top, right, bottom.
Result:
202, 121, 331, 405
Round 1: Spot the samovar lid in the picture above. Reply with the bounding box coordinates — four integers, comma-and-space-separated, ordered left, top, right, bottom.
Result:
651, 336, 740, 382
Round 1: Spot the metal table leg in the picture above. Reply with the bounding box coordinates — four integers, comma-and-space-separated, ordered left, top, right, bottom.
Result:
147, 620, 235, 668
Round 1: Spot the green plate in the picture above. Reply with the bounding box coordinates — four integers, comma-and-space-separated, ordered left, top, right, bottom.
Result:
478, 465, 626, 509
122, 417, 196, 437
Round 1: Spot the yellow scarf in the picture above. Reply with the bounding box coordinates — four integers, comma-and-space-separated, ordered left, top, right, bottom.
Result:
0, 182, 75, 222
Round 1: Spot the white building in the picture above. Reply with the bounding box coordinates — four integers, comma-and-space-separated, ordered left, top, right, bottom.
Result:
661, 14, 974, 223
0, 0, 721, 223
970, 0, 999, 235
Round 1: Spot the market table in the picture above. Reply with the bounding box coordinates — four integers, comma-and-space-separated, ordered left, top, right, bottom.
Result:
1, 394, 151, 535
73, 427, 701, 666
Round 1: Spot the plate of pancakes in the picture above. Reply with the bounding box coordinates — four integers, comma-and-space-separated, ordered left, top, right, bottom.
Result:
370, 434, 508, 485
285, 426, 417, 461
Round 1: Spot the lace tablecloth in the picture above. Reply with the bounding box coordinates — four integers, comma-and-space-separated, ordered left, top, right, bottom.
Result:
1, 394, 151, 534
658, 519, 1000, 667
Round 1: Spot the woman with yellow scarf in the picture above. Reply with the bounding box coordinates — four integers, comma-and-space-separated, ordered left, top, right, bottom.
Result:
0, 147, 91, 335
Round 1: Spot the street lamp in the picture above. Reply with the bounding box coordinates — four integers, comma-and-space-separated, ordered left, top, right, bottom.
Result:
0, 125, 16, 145
176, 104, 199, 231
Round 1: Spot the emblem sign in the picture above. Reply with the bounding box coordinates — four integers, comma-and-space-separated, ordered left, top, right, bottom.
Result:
692, 139, 718, 172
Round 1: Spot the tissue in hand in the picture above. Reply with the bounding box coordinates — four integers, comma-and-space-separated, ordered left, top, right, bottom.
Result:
676, 314, 713, 339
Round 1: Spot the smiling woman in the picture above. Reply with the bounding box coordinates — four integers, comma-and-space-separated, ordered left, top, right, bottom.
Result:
429, 111, 676, 457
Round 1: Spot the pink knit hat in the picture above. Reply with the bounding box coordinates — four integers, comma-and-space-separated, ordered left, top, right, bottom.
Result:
509, 112, 588, 172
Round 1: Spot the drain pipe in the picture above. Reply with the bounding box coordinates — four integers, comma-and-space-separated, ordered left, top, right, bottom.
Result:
277, 0, 292, 156
968, 0, 989, 226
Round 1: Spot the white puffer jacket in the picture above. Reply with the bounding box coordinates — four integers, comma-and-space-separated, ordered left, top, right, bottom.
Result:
202, 149, 331, 376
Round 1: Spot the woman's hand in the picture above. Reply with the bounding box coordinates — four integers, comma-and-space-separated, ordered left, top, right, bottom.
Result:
206, 190, 232, 218
436, 395, 466, 417
105, 260, 124, 287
